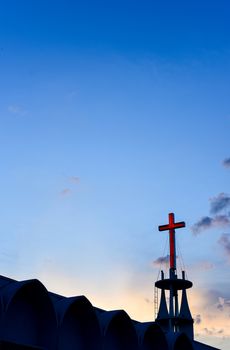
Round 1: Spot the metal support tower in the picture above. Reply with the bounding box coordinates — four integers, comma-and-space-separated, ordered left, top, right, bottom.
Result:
155, 213, 193, 337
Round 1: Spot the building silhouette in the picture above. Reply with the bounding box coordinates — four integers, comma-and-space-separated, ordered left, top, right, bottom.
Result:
0, 213, 220, 349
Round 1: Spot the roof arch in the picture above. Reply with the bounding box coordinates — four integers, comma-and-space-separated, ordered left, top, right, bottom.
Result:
97, 309, 138, 350
0, 279, 57, 349
55, 295, 102, 350
172, 332, 194, 350
0, 293, 4, 324
135, 322, 169, 350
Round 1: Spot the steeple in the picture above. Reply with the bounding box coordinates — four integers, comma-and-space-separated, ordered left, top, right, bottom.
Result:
178, 274, 194, 339
156, 271, 170, 332
155, 213, 194, 338
179, 272, 193, 320
158, 288, 168, 319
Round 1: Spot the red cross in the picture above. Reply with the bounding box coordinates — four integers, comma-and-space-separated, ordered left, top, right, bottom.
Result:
158, 213, 185, 270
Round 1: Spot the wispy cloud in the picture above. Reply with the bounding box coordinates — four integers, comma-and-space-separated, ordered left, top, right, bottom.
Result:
60, 188, 72, 197
144, 297, 151, 304
191, 216, 212, 234
190, 287, 230, 340
194, 314, 202, 325
59, 176, 80, 197
191, 260, 214, 271
66, 89, 79, 99
192, 188, 230, 234
203, 328, 224, 336
210, 193, 230, 214
69, 176, 80, 184
191, 215, 230, 235
218, 234, 230, 261
8, 105, 27, 115
204, 289, 230, 313
152, 255, 170, 268
216, 296, 230, 311
222, 158, 230, 168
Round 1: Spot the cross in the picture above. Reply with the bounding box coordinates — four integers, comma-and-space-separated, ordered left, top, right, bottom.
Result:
158, 213, 185, 270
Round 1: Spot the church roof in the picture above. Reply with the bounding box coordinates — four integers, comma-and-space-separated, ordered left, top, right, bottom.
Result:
0, 274, 220, 349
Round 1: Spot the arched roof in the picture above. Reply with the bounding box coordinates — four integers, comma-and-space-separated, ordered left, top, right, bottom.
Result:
98, 309, 138, 350
172, 332, 194, 350
0, 293, 4, 324
0, 279, 57, 349
135, 322, 169, 350
55, 295, 102, 350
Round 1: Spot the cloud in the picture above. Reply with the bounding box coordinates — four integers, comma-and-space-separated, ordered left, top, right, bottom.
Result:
194, 314, 202, 325
204, 289, 230, 313
67, 89, 79, 99
69, 176, 80, 184
223, 158, 230, 168
211, 214, 229, 228
191, 260, 214, 271
60, 188, 72, 197
218, 234, 230, 260
210, 193, 230, 214
215, 296, 230, 312
203, 328, 224, 336
8, 105, 27, 115
191, 216, 212, 234
59, 176, 80, 197
192, 192, 230, 235
144, 297, 151, 304
190, 288, 230, 339
191, 215, 230, 235
152, 255, 170, 268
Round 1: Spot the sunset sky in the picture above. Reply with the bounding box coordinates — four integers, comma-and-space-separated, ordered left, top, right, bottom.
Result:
0, 1, 230, 349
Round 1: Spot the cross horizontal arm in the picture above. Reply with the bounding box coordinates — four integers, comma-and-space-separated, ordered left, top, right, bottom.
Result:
158, 221, 185, 231
158, 224, 171, 231
173, 221, 185, 229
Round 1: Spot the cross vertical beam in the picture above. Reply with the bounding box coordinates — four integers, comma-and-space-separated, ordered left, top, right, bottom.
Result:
158, 213, 185, 270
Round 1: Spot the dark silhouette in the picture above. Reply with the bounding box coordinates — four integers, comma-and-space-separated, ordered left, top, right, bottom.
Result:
0, 213, 219, 349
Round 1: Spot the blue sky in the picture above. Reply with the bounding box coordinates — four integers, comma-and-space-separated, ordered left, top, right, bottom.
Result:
0, 1, 230, 348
